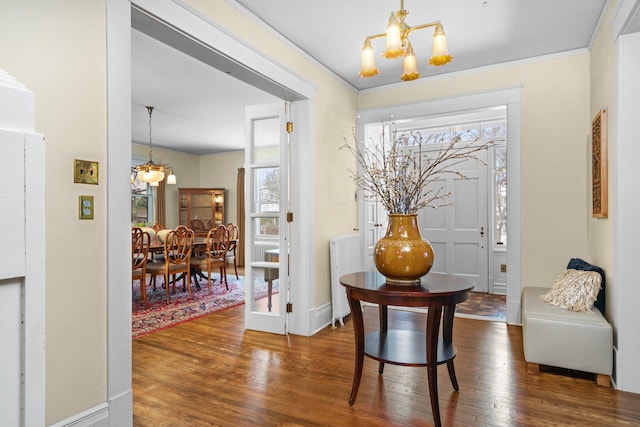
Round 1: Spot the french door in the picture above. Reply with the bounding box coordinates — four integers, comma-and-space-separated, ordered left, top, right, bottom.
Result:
244, 103, 289, 334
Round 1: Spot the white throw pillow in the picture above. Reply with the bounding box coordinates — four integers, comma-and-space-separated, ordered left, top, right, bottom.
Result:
541, 269, 602, 312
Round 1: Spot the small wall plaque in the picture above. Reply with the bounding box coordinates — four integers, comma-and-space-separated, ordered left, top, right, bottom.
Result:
74, 159, 99, 185
591, 109, 608, 218
79, 195, 94, 220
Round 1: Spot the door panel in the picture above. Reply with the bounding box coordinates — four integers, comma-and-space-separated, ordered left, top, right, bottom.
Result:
363, 199, 387, 271
419, 149, 489, 292
244, 103, 288, 334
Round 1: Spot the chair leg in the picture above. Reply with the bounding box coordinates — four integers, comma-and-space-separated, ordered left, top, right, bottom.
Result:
140, 276, 149, 308
222, 265, 229, 290
526, 362, 540, 375
596, 374, 611, 387
233, 258, 238, 279
184, 270, 192, 299
164, 272, 171, 304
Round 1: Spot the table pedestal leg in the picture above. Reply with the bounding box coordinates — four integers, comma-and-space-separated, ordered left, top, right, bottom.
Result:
346, 292, 364, 405
427, 305, 443, 427
378, 304, 387, 374
443, 304, 459, 390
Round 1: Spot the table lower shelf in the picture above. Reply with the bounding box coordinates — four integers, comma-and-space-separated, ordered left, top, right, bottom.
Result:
364, 330, 456, 367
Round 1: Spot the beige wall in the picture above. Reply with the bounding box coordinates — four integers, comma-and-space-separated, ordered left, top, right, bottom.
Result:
359, 53, 592, 289
199, 150, 245, 226
0, 1, 108, 423
184, 0, 359, 306
589, 0, 616, 319
132, 142, 201, 228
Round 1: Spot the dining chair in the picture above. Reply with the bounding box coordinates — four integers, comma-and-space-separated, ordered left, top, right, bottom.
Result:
146, 227, 195, 304
191, 225, 231, 293
225, 223, 240, 279
132, 227, 151, 307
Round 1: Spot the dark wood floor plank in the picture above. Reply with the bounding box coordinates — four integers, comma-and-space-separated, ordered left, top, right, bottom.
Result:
133, 304, 640, 426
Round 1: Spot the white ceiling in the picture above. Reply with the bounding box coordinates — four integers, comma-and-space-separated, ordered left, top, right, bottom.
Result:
132, 0, 610, 155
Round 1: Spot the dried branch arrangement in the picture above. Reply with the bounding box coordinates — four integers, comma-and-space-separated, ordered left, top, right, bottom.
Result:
340, 122, 494, 214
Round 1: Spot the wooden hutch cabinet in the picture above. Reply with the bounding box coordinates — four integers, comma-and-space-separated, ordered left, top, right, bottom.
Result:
178, 188, 225, 236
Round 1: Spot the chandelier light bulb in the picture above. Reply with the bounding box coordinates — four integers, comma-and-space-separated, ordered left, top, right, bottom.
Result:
360, 39, 380, 77
383, 13, 404, 58
401, 42, 419, 81
429, 23, 453, 66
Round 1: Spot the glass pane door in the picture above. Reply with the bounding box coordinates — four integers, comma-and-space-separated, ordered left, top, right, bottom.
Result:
244, 103, 288, 334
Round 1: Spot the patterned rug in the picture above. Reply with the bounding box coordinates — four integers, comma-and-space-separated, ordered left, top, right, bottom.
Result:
132, 274, 274, 338
455, 291, 506, 321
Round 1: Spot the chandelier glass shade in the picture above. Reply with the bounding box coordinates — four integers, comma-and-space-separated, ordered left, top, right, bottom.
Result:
360, 0, 453, 82
136, 161, 165, 184
135, 106, 176, 185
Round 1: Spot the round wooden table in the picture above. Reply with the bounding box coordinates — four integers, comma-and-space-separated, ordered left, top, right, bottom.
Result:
340, 271, 473, 427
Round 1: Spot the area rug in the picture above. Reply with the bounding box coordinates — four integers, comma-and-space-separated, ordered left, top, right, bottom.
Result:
132, 274, 275, 339
455, 291, 506, 322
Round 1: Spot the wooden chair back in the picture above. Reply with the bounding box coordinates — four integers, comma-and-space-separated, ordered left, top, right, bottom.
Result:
132, 227, 150, 270
165, 227, 194, 265
206, 225, 231, 260
226, 223, 239, 250
132, 227, 151, 307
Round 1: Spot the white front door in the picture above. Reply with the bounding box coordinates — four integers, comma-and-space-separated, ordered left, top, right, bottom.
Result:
419, 148, 489, 292
244, 103, 289, 334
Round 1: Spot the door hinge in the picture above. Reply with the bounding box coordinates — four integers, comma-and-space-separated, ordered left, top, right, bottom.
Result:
286, 302, 293, 313
286, 121, 293, 134
286, 212, 293, 222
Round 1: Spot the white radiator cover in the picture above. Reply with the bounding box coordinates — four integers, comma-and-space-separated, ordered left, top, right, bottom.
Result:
329, 233, 363, 327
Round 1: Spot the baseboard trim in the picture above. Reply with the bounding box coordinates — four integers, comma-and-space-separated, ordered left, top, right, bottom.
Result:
310, 301, 332, 335
48, 388, 132, 427
49, 402, 109, 427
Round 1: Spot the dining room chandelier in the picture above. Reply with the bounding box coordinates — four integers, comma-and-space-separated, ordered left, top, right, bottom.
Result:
136, 106, 176, 185
359, 0, 453, 82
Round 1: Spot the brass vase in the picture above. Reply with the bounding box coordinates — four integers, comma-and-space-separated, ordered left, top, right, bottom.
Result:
373, 213, 434, 285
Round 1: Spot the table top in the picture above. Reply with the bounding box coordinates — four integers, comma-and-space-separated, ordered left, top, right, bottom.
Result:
148, 237, 208, 253
340, 271, 474, 306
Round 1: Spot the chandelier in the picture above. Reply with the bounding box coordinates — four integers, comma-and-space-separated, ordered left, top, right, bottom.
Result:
135, 106, 176, 185
359, 0, 453, 82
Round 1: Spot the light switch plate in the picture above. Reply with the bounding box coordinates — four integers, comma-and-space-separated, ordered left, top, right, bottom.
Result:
79, 195, 94, 220
74, 159, 99, 185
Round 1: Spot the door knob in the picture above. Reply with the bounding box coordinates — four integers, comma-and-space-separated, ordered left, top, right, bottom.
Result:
480, 226, 485, 237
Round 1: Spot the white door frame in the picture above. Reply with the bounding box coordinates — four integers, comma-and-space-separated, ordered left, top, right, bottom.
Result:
357, 87, 522, 325
107, 0, 316, 423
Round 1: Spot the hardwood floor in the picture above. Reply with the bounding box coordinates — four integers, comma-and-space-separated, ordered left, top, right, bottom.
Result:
132, 304, 640, 426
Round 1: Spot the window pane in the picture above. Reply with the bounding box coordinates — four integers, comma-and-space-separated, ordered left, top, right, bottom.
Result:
251, 265, 279, 314
251, 117, 280, 164
131, 195, 149, 225
253, 167, 280, 213
482, 120, 507, 138
493, 147, 507, 247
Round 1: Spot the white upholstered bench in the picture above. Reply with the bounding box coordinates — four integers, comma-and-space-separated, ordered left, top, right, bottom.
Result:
521, 286, 613, 387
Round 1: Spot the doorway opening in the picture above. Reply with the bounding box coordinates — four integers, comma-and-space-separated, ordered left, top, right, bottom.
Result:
361, 107, 508, 298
